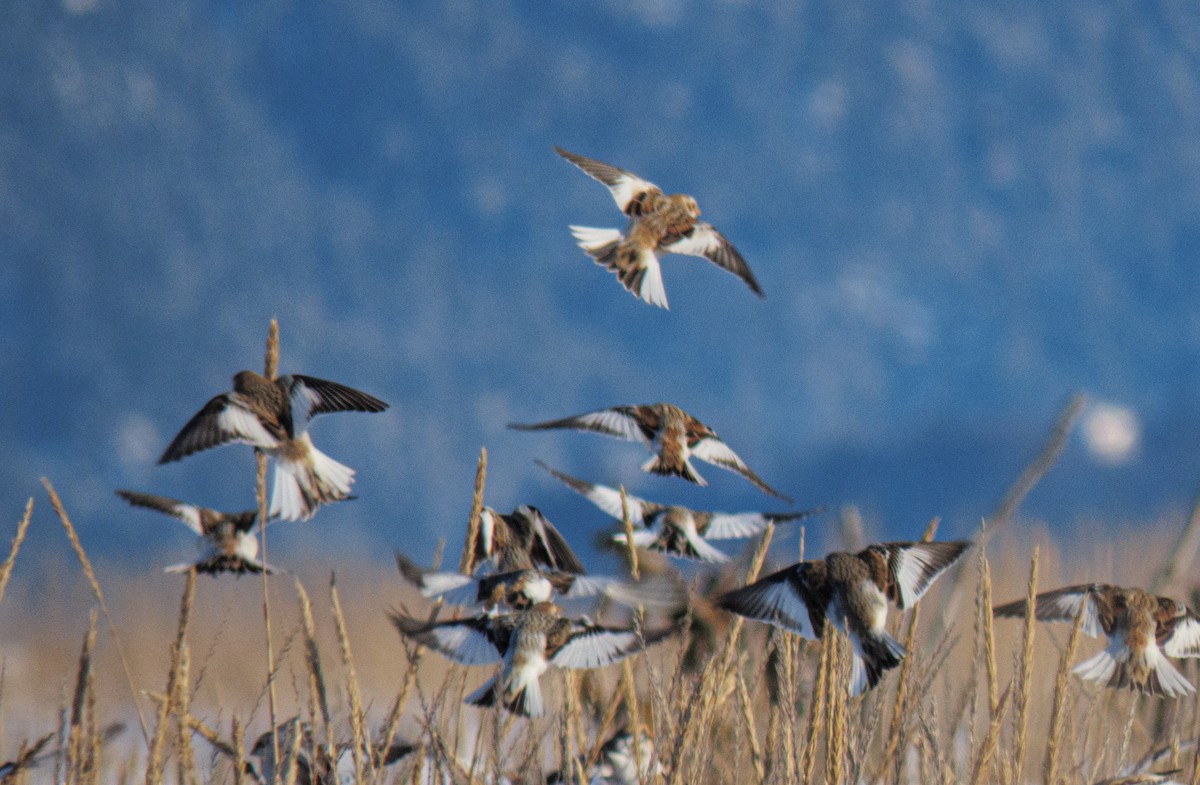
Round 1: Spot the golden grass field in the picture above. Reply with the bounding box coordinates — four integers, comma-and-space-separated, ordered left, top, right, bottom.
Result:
2, 466, 1200, 785
2, 334, 1198, 785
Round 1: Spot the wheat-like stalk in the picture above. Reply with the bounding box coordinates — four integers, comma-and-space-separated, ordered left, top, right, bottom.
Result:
458, 447, 488, 575
0, 498, 33, 607
1043, 601, 1087, 785
1010, 547, 1040, 785
145, 567, 196, 785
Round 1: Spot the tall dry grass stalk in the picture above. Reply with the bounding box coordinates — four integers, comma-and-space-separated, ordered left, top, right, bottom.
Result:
43, 477, 150, 746
969, 686, 1012, 785
145, 566, 196, 785
802, 626, 832, 784
67, 608, 97, 785
1043, 601, 1087, 785
458, 447, 488, 575
0, 497, 32, 606
620, 485, 639, 580
293, 577, 336, 768
1010, 546, 1040, 785
330, 574, 370, 782
258, 317, 281, 783
990, 394, 1084, 530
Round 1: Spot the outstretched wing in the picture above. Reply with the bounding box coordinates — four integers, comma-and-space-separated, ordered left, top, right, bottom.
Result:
663, 223, 763, 298
690, 436, 792, 503
703, 508, 819, 540
1160, 601, 1200, 658
116, 490, 205, 536
159, 393, 280, 463
284, 375, 389, 423
509, 406, 653, 446
537, 461, 660, 522
718, 562, 825, 640
551, 621, 673, 669
993, 583, 1107, 639
513, 506, 586, 575
389, 612, 502, 666
866, 541, 971, 610
554, 147, 661, 216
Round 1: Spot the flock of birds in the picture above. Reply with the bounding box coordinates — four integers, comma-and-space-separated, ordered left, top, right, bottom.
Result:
102, 148, 1200, 785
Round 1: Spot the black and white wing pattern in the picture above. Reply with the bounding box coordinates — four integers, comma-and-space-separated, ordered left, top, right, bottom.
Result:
283, 374, 389, 425
718, 562, 827, 640
554, 147, 661, 215
867, 541, 971, 610
688, 435, 792, 503
159, 393, 280, 462
993, 583, 1107, 638
537, 462, 661, 523
663, 223, 763, 298
389, 612, 502, 666
510, 406, 653, 446
116, 490, 206, 536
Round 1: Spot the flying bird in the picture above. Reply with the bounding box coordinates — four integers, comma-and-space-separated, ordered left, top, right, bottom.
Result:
719, 540, 970, 696
469, 505, 586, 574
116, 490, 277, 576
1091, 773, 1184, 785
395, 552, 684, 613
545, 727, 662, 785
539, 462, 814, 563
555, 146, 762, 309
247, 718, 412, 785
158, 370, 388, 521
391, 602, 673, 717
993, 584, 1200, 698
510, 403, 791, 502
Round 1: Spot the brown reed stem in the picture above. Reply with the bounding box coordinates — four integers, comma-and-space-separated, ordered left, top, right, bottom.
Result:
294, 577, 336, 769
1011, 547, 1040, 785
735, 668, 765, 783
331, 573, 371, 782
802, 629, 832, 784
991, 394, 1084, 530
969, 685, 1012, 785
0, 498, 33, 606
145, 567, 196, 785
174, 643, 197, 785
458, 447, 488, 574
621, 485, 639, 580
43, 478, 151, 747
257, 318, 281, 784
1044, 603, 1087, 785
68, 608, 98, 785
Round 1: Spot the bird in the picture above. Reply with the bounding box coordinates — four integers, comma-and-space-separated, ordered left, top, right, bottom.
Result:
555, 146, 762, 309
116, 490, 277, 576
247, 718, 413, 785
545, 726, 663, 785
510, 403, 791, 502
158, 370, 388, 521
395, 552, 685, 613
539, 461, 816, 563
718, 540, 970, 696
391, 602, 674, 717
993, 584, 1200, 698
1091, 773, 1184, 785
469, 505, 586, 574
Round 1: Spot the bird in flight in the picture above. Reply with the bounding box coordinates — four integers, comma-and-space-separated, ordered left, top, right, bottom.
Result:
159, 370, 388, 521
720, 540, 970, 696
510, 402, 791, 502
116, 490, 278, 576
993, 584, 1200, 698
391, 602, 673, 717
556, 146, 762, 309
538, 462, 815, 562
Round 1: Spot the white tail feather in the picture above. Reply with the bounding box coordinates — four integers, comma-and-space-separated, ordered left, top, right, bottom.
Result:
569, 225, 622, 251
1074, 647, 1120, 685
269, 441, 356, 522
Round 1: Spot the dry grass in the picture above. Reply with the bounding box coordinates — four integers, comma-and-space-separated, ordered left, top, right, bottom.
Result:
3, 343, 1198, 784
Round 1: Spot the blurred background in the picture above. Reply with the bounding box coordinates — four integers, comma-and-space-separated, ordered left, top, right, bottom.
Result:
4, 0, 1200, 581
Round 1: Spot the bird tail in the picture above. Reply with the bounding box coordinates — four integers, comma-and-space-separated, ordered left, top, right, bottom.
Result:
640, 454, 707, 486
1078, 645, 1196, 697
466, 675, 545, 718
570, 226, 668, 309
269, 435, 355, 521
850, 631, 906, 697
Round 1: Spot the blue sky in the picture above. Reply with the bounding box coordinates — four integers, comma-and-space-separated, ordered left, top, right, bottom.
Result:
4, 1, 1200, 574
